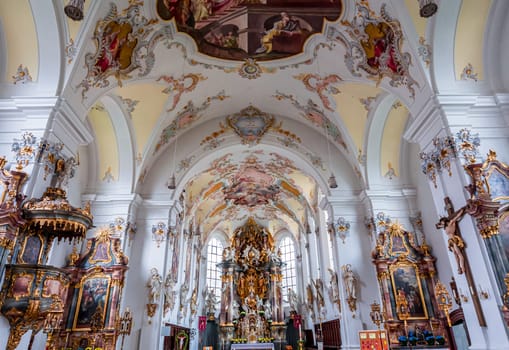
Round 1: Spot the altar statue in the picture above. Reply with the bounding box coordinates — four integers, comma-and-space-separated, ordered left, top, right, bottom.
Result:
206, 288, 218, 314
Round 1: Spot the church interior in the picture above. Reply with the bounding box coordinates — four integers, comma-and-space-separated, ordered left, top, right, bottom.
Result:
0, 0, 509, 349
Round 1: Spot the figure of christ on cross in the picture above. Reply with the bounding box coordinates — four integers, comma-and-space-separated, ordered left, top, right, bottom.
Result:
436, 207, 466, 274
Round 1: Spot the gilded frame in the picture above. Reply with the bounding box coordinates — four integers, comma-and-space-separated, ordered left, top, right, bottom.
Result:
390, 262, 428, 320
42, 275, 69, 300
8, 272, 34, 300
73, 274, 111, 330
485, 165, 509, 202
88, 239, 112, 265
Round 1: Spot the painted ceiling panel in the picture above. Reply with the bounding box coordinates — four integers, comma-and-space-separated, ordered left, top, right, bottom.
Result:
114, 83, 167, 157
0, 0, 38, 82
455, 0, 491, 80
88, 104, 119, 183
404, 0, 427, 39
380, 102, 408, 179
333, 83, 381, 152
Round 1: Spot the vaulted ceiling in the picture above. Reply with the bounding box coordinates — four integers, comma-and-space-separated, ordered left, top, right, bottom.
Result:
0, 0, 497, 240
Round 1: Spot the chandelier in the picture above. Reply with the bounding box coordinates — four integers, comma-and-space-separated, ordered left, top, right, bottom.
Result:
418, 0, 438, 18
64, 0, 85, 21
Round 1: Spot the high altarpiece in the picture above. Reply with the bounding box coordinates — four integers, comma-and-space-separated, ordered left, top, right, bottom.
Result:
218, 217, 286, 346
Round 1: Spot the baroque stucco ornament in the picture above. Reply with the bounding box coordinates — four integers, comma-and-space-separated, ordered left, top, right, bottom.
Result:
78, 1, 163, 99
327, 1, 419, 98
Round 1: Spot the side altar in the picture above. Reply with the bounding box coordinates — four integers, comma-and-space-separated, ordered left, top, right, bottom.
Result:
218, 218, 286, 348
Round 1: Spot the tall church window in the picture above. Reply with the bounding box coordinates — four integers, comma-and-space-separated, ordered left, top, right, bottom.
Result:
279, 236, 297, 302
206, 237, 224, 301
324, 210, 335, 269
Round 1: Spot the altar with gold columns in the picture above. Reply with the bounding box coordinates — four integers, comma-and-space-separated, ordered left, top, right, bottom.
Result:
219, 218, 286, 347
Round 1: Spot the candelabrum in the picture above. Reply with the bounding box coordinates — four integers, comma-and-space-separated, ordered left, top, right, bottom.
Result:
395, 291, 410, 338
117, 308, 133, 350
435, 281, 453, 327
370, 301, 384, 330
90, 306, 105, 350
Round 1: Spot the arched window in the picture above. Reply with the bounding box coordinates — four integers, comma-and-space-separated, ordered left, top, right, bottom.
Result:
279, 236, 297, 303
206, 237, 224, 303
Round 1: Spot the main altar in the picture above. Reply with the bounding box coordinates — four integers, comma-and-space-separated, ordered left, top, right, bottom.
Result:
218, 218, 286, 348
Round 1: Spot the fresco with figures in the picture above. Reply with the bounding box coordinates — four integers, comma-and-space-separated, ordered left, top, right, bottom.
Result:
156, 0, 342, 60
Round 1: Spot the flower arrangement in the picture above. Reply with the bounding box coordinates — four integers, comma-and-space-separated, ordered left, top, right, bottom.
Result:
231, 338, 247, 344
258, 337, 274, 343
435, 335, 445, 345
409, 336, 418, 345
425, 335, 435, 345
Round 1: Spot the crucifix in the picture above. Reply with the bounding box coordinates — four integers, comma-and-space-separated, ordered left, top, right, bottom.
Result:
436, 197, 486, 327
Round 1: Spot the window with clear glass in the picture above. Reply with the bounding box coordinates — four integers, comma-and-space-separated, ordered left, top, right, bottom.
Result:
206, 237, 224, 303
279, 236, 297, 303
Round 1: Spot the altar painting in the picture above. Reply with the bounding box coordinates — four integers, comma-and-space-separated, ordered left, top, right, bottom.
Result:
390, 264, 427, 319
486, 167, 509, 203
156, 0, 342, 60
74, 276, 110, 329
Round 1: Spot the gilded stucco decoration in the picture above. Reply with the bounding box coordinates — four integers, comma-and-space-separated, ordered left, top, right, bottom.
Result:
460, 63, 478, 82
119, 97, 139, 114
360, 96, 377, 111
294, 73, 342, 111
227, 106, 275, 146
12, 64, 33, 84
155, 91, 230, 152
158, 73, 207, 112
11, 132, 38, 171
327, 1, 418, 98
418, 37, 432, 67
202, 114, 301, 149
419, 129, 480, 187
274, 91, 347, 150
455, 128, 480, 163
78, 0, 162, 99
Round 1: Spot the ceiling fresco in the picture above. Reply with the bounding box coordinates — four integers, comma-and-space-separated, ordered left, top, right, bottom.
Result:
184, 150, 317, 237
156, 0, 342, 61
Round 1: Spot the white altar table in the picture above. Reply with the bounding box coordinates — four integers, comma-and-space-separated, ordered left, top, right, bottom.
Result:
231, 343, 275, 350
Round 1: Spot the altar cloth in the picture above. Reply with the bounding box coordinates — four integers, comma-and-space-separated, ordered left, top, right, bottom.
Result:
231, 343, 275, 350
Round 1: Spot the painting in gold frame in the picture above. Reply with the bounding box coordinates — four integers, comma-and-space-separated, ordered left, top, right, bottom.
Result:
9, 272, 34, 300
73, 274, 111, 330
18, 234, 43, 264
390, 263, 428, 319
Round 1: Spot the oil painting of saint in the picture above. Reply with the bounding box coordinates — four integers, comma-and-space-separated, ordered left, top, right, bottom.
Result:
391, 265, 427, 319
75, 277, 110, 329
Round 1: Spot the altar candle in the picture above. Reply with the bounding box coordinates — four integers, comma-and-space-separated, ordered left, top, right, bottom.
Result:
299, 323, 302, 339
